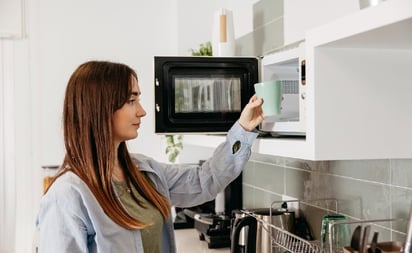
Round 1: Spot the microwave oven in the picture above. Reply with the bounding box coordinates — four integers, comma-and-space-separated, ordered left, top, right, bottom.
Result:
154, 43, 306, 136
154, 56, 259, 133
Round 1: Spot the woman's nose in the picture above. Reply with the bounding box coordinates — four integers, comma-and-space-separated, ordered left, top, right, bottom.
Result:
137, 103, 146, 117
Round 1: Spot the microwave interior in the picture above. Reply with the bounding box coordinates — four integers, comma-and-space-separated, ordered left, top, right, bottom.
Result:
154, 56, 258, 133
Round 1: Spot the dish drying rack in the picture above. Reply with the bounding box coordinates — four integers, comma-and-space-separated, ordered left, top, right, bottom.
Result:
326, 217, 405, 253
241, 199, 323, 253
241, 199, 408, 253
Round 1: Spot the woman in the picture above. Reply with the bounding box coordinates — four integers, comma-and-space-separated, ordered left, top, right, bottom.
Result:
36, 60, 264, 253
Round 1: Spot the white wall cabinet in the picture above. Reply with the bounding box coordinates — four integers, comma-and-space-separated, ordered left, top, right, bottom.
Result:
184, 0, 412, 160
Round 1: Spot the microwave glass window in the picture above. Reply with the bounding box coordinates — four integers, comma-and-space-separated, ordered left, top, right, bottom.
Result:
174, 77, 241, 113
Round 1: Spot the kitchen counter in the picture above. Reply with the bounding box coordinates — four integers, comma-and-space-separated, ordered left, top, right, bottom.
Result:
175, 228, 230, 253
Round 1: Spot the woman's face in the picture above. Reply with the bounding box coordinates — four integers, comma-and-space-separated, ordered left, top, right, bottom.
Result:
112, 77, 146, 146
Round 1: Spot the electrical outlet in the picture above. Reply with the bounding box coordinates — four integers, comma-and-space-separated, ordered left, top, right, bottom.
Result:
282, 195, 300, 217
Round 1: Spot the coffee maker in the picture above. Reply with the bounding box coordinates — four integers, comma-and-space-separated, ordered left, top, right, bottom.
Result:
180, 173, 242, 248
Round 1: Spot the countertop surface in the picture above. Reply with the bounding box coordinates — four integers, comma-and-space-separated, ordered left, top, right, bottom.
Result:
175, 228, 230, 253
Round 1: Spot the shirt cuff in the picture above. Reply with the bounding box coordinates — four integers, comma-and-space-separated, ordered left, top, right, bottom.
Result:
227, 121, 259, 148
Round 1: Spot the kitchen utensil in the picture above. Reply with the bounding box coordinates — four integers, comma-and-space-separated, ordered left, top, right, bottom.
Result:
404, 206, 412, 253
375, 241, 403, 253
351, 225, 362, 253
368, 232, 379, 253
231, 208, 295, 253
231, 215, 257, 253
360, 225, 371, 253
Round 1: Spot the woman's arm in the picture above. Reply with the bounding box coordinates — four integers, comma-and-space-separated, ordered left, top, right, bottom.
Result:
163, 121, 259, 207
136, 95, 263, 207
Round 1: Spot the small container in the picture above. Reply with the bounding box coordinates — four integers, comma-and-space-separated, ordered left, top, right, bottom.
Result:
212, 8, 235, 56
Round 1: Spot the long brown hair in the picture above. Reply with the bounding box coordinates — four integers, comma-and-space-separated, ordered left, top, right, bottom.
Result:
49, 60, 170, 229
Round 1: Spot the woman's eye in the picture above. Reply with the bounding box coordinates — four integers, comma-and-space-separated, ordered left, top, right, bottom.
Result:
128, 99, 136, 105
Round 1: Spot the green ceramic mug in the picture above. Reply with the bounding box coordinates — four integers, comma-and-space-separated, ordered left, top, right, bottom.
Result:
254, 80, 282, 120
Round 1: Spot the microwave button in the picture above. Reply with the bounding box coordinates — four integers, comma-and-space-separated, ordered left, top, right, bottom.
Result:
301, 92, 306, 100
155, 78, 160, 86
156, 104, 160, 112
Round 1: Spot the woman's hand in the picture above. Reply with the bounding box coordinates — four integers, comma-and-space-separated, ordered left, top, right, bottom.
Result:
238, 95, 264, 131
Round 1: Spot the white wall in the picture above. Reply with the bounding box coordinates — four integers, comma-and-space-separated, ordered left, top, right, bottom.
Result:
32, 0, 178, 167
0, 0, 24, 38
4, 0, 257, 251
176, 0, 258, 55
30, 0, 259, 167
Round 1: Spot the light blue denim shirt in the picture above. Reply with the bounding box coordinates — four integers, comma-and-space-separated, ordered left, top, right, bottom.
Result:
36, 122, 258, 253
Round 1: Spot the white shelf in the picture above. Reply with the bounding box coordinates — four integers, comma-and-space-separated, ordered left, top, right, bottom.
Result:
185, 0, 412, 160
183, 134, 226, 149
184, 135, 309, 159
306, 0, 412, 49
304, 0, 412, 160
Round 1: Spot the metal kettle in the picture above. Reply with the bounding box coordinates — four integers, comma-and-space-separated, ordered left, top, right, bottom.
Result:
230, 207, 295, 253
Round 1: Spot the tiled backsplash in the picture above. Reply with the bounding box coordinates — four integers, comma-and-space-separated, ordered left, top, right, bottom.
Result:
244, 153, 412, 241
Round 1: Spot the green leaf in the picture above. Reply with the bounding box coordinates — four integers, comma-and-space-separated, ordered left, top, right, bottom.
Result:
190, 41, 213, 56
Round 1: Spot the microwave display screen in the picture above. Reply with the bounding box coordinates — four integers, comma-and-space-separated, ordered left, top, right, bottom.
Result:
174, 76, 241, 113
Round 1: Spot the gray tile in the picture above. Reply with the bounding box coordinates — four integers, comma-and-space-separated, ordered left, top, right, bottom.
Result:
252, 188, 282, 209
237, 19, 284, 57
337, 179, 391, 221
242, 184, 255, 209
259, 19, 284, 55
284, 158, 329, 172
250, 152, 284, 166
328, 160, 390, 183
294, 170, 335, 209
235, 32, 256, 56
392, 231, 406, 244
391, 158, 412, 188
284, 167, 308, 200
253, 0, 283, 29
254, 161, 284, 194
391, 186, 412, 232
243, 161, 255, 185
298, 171, 391, 220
